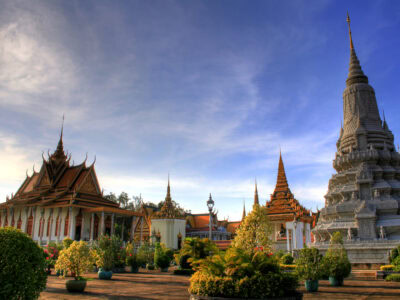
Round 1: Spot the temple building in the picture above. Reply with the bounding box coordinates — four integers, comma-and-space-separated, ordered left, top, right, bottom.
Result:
0, 128, 142, 244
313, 15, 400, 264
266, 153, 313, 252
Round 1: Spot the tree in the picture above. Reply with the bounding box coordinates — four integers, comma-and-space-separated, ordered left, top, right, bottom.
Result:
232, 204, 273, 254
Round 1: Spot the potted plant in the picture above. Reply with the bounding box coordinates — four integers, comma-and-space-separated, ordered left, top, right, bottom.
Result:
322, 232, 351, 286
55, 241, 96, 293
154, 242, 172, 272
125, 242, 140, 273
95, 235, 114, 280
296, 247, 323, 292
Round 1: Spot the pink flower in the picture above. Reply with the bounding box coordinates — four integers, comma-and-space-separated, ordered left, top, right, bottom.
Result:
44, 249, 48, 253
50, 254, 54, 258
46, 257, 49, 260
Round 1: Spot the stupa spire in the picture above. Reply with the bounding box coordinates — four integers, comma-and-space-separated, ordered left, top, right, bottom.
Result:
254, 179, 259, 206
274, 151, 289, 193
50, 115, 67, 163
346, 13, 368, 86
165, 173, 172, 203
242, 201, 246, 220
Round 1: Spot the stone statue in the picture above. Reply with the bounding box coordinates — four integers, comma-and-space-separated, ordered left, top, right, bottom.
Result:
347, 228, 352, 241
380, 226, 386, 240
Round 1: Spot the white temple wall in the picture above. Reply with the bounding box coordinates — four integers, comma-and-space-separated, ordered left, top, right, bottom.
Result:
151, 219, 186, 249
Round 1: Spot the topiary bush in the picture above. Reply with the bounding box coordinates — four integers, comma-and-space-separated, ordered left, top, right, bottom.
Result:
386, 274, 400, 282
281, 253, 294, 265
0, 227, 47, 299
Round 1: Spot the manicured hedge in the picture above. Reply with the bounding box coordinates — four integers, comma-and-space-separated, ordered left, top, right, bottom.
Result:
0, 227, 47, 299
385, 274, 400, 282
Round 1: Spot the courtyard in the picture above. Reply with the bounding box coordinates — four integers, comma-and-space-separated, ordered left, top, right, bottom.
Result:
39, 270, 400, 300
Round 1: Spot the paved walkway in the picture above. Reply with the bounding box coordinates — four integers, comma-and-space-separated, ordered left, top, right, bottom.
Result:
40, 271, 400, 300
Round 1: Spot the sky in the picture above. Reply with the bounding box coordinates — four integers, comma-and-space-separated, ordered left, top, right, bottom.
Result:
0, 0, 400, 221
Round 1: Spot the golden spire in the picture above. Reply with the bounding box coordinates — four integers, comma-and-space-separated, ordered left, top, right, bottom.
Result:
166, 173, 171, 203
242, 201, 246, 220
346, 12, 354, 50
274, 151, 289, 194
254, 179, 259, 206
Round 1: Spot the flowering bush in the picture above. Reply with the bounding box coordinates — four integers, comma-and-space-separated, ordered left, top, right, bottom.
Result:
189, 247, 299, 298
95, 235, 114, 271
55, 241, 96, 280
62, 237, 73, 249
126, 242, 141, 269
43, 243, 59, 268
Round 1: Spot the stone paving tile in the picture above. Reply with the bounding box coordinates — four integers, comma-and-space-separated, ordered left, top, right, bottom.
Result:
40, 271, 400, 300
300, 279, 400, 300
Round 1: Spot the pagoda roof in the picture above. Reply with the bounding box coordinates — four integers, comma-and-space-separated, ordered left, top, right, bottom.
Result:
1, 131, 118, 210
266, 153, 312, 223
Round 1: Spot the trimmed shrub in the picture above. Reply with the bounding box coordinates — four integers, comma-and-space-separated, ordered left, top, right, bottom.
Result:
0, 227, 47, 300
281, 253, 294, 265
62, 237, 73, 249
385, 274, 400, 282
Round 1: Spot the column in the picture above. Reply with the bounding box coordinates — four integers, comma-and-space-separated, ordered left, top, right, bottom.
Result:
32, 207, 37, 240
47, 209, 53, 244
23, 207, 29, 233
130, 216, 137, 241
68, 207, 74, 239
286, 227, 290, 252
110, 213, 115, 236
39, 209, 44, 245
90, 213, 94, 241
305, 223, 311, 245
56, 208, 61, 243
100, 211, 105, 236
121, 218, 125, 241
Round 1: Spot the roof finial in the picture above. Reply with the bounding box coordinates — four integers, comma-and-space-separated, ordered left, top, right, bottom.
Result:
61, 114, 65, 139
346, 12, 354, 50
242, 200, 246, 220
166, 174, 171, 203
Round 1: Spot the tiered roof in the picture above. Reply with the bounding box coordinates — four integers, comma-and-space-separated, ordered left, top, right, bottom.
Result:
265, 153, 312, 223
0, 129, 118, 210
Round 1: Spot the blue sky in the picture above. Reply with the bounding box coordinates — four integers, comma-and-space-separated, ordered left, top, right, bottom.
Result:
0, 0, 400, 221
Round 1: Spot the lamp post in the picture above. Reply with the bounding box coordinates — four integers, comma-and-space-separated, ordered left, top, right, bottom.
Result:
207, 193, 215, 240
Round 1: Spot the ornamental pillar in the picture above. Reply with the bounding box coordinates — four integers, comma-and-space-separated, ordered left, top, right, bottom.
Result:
39, 208, 44, 245
68, 207, 74, 239
56, 208, 62, 243
110, 213, 115, 236
47, 209, 53, 244
32, 207, 37, 240
286, 227, 290, 251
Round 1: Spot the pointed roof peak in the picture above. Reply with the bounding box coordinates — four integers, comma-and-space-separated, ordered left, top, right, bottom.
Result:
166, 174, 171, 203
242, 200, 246, 220
274, 151, 290, 194
254, 179, 259, 206
50, 115, 67, 164
345, 13, 369, 86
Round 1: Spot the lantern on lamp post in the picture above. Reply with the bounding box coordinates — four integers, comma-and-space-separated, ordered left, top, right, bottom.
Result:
207, 193, 215, 240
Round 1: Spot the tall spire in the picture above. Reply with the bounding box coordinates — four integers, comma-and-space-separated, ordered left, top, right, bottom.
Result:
346, 13, 368, 86
50, 115, 67, 163
242, 201, 246, 220
254, 179, 259, 206
165, 174, 172, 204
274, 151, 289, 194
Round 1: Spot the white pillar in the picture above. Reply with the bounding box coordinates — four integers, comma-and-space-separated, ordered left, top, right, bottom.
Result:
90, 213, 94, 241
47, 209, 53, 244
68, 207, 74, 239
56, 208, 61, 243
305, 223, 311, 245
23, 208, 29, 233
32, 207, 37, 240
39, 209, 44, 245
286, 227, 290, 251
